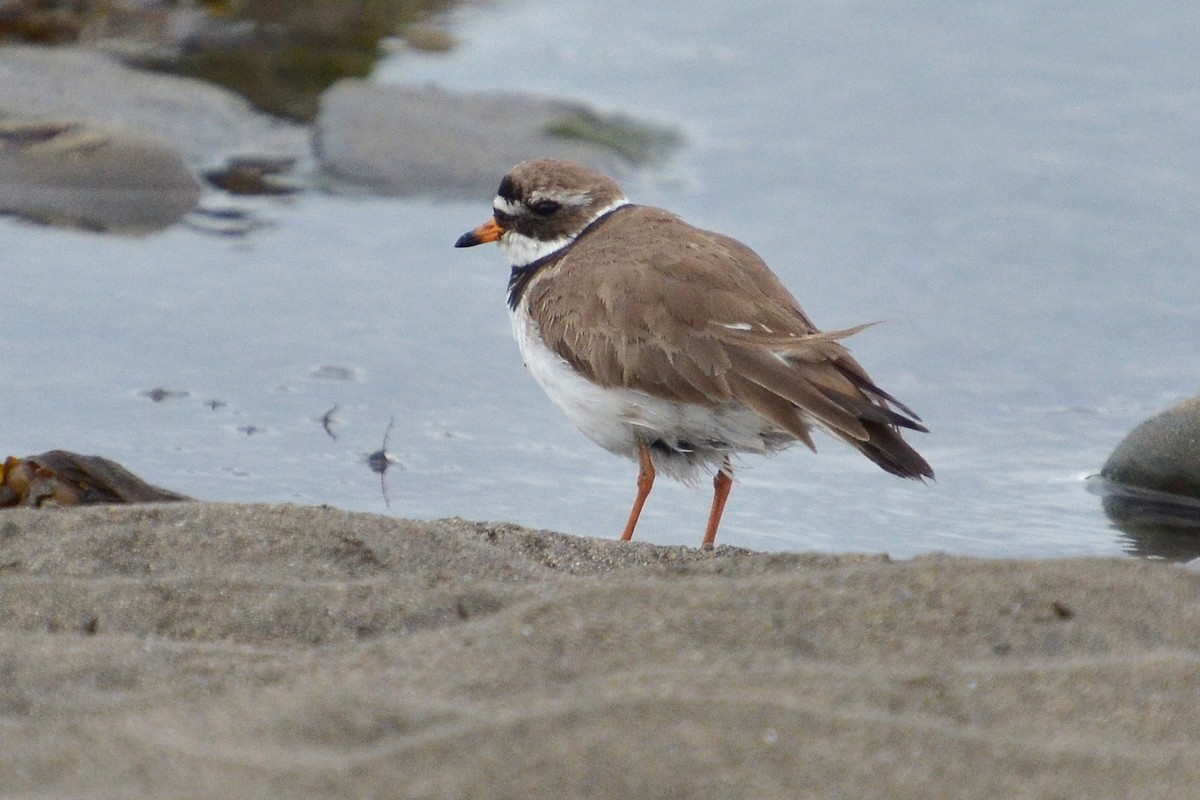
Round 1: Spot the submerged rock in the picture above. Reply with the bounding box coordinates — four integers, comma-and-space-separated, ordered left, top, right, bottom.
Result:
314, 80, 682, 199
0, 120, 202, 232
0, 45, 308, 170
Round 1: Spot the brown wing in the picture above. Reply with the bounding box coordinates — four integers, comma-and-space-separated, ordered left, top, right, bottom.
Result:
524, 206, 933, 479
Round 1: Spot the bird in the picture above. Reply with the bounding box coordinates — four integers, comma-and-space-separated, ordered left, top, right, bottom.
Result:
455, 158, 932, 549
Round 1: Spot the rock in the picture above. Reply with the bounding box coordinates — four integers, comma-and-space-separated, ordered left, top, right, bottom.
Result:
314, 80, 682, 199
1, 450, 188, 508
0, 46, 683, 206
1098, 396, 1200, 553
0, 120, 202, 232
0, 44, 308, 169
1102, 396, 1200, 499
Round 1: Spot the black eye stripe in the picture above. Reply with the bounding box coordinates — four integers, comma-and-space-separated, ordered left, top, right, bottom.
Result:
493, 208, 513, 225
532, 199, 561, 216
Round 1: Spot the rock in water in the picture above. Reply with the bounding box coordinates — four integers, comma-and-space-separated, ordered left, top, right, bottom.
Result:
1098, 396, 1200, 557
314, 80, 681, 199
1102, 396, 1200, 499
0, 120, 201, 232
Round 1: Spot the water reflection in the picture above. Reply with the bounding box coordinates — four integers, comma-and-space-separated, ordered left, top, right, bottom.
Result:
1090, 477, 1200, 560
133, 0, 457, 120
2, 0, 458, 121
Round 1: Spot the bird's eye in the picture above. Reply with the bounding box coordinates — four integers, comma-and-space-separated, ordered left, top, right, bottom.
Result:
531, 199, 561, 216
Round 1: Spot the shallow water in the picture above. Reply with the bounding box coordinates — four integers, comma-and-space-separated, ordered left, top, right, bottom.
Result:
4, 0, 1199, 557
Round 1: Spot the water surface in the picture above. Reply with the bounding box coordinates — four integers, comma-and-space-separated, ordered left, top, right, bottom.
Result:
4, 0, 1198, 557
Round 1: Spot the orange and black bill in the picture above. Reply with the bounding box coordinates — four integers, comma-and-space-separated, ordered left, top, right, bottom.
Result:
454, 217, 505, 248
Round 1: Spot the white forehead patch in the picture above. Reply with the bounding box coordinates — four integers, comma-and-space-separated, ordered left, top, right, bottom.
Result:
493, 195, 522, 216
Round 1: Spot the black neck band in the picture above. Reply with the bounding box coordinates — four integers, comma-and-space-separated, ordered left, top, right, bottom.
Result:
506, 204, 630, 310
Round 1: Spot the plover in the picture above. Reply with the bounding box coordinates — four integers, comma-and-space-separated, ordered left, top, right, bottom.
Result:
456, 158, 932, 548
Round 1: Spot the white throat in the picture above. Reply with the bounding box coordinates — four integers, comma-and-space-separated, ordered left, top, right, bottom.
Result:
499, 197, 630, 268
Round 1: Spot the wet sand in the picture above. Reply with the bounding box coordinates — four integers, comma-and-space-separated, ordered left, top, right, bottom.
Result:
2, 502, 1199, 798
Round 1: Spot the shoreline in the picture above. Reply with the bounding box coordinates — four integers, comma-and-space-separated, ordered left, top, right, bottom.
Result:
3, 502, 1199, 797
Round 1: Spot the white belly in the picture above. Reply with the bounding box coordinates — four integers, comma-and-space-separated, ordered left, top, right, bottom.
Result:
510, 303, 792, 481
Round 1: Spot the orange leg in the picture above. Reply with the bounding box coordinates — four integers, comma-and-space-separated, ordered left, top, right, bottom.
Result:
702, 458, 734, 550
620, 441, 655, 541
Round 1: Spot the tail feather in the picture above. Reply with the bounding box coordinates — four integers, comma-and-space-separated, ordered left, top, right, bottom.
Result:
720, 328, 934, 481
852, 419, 935, 480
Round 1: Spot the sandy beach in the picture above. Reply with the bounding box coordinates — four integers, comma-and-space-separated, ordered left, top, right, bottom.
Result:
2, 502, 1199, 798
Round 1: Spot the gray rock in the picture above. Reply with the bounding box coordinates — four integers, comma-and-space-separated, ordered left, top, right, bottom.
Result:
0, 120, 201, 232
314, 80, 680, 199
0, 45, 307, 168
1102, 396, 1200, 498
0, 46, 683, 208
